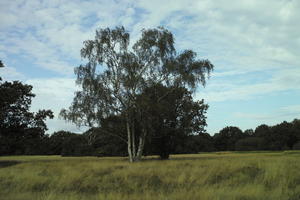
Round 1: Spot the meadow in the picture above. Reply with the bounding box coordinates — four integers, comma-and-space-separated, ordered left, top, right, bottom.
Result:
0, 151, 300, 200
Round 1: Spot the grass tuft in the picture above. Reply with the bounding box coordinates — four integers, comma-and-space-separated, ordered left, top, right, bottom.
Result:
0, 152, 300, 199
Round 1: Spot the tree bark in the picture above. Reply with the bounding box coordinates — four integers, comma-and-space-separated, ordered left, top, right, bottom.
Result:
132, 120, 136, 159
136, 129, 147, 160
126, 120, 133, 162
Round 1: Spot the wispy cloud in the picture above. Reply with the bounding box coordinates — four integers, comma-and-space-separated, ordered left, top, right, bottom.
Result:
1, 0, 299, 77
26, 78, 86, 133
0, 0, 299, 133
0, 0, 133, 76
196, 65, 300, 102
0, 65, 25, 80
234, 104, 300, 126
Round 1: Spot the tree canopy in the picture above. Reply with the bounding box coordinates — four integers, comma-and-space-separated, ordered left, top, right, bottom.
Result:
140, 84, 208, 159
60, 26, 214, 162
0, 79, 54, 155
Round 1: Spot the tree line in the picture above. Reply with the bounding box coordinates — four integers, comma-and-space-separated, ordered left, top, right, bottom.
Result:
72, 117, 297, 156
1, 27, 300, 161
1, 72, 299, 158
33, 119, 300, 156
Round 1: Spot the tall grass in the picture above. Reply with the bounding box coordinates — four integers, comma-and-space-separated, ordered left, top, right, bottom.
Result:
1, 151, 300, 200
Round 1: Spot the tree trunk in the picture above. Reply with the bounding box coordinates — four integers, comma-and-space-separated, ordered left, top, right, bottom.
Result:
136, 129, 147, 160
126, 120, 133, 162
127, 116, 146, 162
132, 120, 136, 159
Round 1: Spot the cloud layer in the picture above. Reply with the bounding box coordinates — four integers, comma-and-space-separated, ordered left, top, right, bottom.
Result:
0, 0, 299, 133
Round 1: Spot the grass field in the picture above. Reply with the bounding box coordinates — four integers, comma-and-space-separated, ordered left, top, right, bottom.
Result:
1, 151, 300, 200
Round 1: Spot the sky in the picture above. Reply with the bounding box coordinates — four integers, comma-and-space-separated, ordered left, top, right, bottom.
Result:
0, 0, 299, 135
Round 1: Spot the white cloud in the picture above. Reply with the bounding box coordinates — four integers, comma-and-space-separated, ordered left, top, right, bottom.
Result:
0, 0, 131, 76
0, 66, 25, 80
197, 65, 300, 102
1, 0, 299, 77
1, 0, 299, 133
222, 105, 299, 133
234, 104, 300, 127
26, 78, 87, 134
3, 34, 75, 76
280, 105, 300, 116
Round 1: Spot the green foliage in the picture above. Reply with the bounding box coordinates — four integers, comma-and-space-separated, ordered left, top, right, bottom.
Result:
48, 118, 300, 157
61, 134, 93, 156
1, 152, 300, 200
235, 137, 264, 151
140, 84, 209, 159
62, 26, 213, 126
84, 127, 127, 157
180, 133, 215, 153
0, 80, 53, 155
211, 120, 300, 152
252, 120, 300, 151
213, 126, 245, 151
48, 131, 77, 155
60, 26, 213, 161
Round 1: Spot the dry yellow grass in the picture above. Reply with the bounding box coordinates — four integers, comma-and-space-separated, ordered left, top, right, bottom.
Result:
0, 151, 300, 200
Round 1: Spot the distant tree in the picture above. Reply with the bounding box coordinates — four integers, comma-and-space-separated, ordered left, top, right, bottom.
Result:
270, 121, 297, 150
0, 80, 53, 155
48, 131, 76, 155
194, 133, 215, 152
235, 137, 264, 151
292, 119, 300, 141
213, 126, 244, 151
254, 124, 270, 137
244, 129, 254, 137
175, 133, 214, 154
61, 134, 93, 156
60, 26, 213, 162
247, 120, 300, 150
253, 122, 297, 150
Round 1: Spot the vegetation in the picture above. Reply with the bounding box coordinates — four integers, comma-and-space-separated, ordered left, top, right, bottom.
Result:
60, 26, 214, 162
0, 78, 53, 155
1, 34, 300, 200
0, 75, 299, 157
2, 32, 299, 160
1, 23, 299, 199
0, 79, 299, 157
1, 152, 300, 200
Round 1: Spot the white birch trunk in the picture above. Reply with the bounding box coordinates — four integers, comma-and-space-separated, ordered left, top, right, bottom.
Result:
126, 120, 133, 162
136, 129, 147, 160
132, 120, 136, 159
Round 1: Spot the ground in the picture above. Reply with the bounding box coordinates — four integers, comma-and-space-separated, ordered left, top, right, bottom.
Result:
0, 151, 300, 200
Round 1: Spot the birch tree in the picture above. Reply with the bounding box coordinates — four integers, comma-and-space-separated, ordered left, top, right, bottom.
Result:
60, 26, 213, 162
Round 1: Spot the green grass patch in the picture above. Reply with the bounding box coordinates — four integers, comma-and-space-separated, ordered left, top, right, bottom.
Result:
1, 152, 300, 200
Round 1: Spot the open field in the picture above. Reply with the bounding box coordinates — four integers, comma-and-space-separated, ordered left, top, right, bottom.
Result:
1, 151, 300, 200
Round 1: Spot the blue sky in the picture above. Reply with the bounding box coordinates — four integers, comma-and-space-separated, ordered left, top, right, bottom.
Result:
0, 0, 299, 134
